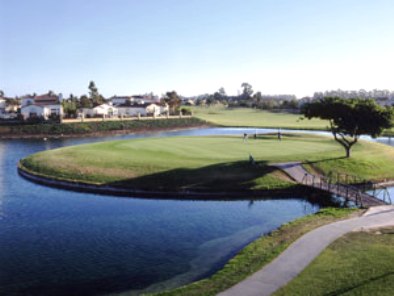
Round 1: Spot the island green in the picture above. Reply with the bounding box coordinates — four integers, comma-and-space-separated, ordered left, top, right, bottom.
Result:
20, 134, 394, 194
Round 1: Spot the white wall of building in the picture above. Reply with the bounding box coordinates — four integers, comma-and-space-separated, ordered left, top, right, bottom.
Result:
21, 104, 63, 120
0, 99, 5, 113
21, 97, 35, 107
80, 104, 118, 117
117, 107, 147, 117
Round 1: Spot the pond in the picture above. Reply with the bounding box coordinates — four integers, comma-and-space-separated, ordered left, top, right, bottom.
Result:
0, 127, 392, 295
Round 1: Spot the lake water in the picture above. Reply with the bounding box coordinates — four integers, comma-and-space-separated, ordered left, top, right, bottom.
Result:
0, 128, 392, 295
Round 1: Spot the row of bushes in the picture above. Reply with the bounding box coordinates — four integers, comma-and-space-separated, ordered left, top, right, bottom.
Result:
0, 117, 206, 136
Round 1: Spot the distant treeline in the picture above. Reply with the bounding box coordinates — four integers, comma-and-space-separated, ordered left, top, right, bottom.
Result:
313, 89, 394, 100
189, 83, 299, 110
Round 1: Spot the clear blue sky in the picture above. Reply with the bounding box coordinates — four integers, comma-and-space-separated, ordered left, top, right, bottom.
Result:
1, 0, 394, 98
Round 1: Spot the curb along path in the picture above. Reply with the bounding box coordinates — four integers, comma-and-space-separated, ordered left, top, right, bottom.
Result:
218, 205, 394, 296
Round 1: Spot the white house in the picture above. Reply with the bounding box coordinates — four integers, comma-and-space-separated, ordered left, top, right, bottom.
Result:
109, 96, 132, 106
0, 97, 19, 115
110, 95, 160, 107
21, 96, 35, 107
20, 93, 63, 120
0, 98, 5, 113
21, 104, 63, 120
117, 103, 161, 117
160, 103, 169, 115
80, 103, 118, 118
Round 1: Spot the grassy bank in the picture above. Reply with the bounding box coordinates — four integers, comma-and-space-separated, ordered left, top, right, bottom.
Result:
303, 139, 394, 183
274, 227, 394, 296
20, 134, 394, 194
0, 117, 206, 137
149, 208, 360, 296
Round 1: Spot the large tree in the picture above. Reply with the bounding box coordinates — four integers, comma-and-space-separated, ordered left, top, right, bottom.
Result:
241, 82, 253, 99
80, 95, 93, 108
163, 91, 181, 114
88, 81, 105, 106
302, 97, 393, 158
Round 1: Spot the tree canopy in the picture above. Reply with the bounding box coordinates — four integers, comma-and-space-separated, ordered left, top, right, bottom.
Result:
88, 81, 105, 106
241, 82, 253, 99
302, 97, 393, 157
163, 91, 181, 114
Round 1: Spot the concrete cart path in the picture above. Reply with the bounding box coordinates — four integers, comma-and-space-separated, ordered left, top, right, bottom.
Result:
218, 205, 394, 296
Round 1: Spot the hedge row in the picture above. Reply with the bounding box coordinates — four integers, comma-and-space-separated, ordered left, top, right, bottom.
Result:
1, 117, 206, 135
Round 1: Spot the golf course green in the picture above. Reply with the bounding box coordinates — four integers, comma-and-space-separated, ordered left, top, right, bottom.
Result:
19, 133, 394, 195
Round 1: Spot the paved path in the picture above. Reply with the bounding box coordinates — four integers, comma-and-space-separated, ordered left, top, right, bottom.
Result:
272, 162, 386, 207
218, 205, 394, 296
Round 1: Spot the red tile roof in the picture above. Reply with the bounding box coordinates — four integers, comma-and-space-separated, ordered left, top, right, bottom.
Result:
34, 94, 59, 106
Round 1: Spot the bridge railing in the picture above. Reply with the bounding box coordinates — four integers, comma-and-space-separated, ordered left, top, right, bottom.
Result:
301, 172, 364, 207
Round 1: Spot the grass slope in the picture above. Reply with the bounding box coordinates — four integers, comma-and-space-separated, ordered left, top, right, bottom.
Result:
20, 134, 394, 193
274, 227, 394, 296
192, 106, 328, 129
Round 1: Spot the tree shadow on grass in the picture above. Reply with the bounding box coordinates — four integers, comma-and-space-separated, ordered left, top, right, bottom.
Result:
103, 160, 342, 206
107, 160, 272, 194
326, 271, 394, 296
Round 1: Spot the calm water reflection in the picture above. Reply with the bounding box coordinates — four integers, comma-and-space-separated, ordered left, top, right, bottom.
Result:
0, 128, 392, 295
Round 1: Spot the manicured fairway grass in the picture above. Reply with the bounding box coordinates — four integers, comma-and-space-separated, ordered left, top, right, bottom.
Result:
192, 106, 328, 129
20, 134, 394, 193
192, 106, 394, 136
274, 227, 394, 296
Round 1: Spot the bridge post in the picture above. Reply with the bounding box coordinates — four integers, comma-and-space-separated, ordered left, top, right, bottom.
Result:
303, 173, 308, 185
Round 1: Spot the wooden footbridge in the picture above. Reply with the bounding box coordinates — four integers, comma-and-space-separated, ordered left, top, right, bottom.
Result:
273, 162, 391, 208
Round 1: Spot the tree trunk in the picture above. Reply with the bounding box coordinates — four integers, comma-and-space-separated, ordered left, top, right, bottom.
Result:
345, 146, 351, 158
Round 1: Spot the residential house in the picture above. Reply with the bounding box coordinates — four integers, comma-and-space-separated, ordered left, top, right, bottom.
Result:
0, 98, 5, 114
117, 103, 161, 117
21, 93, 63, 120
0, 97, 19, 119
110, 95, 160, 107
80, 103, 118, 118
109, 96, 132, 106
5, 99, 20, 113
160, 103, 169, 115
21, 96, 35, 107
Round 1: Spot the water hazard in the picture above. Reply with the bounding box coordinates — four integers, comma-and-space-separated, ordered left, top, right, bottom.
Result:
0, 128, 392, 295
